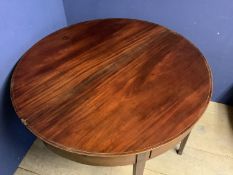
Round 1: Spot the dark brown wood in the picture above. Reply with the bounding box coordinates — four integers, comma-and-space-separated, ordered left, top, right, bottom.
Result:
177, 132, 190, 155
133, 152, 150, 175
43, 127, 191, 167
10, 19, 212, 158
150, 127, 192, 158
44, 142, 137, 166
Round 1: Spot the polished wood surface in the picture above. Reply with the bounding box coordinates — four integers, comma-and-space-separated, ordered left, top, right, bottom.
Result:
11, 19, 212, 156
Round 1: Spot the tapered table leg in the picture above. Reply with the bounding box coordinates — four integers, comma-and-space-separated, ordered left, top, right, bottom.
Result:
133, 152, 149, 175
177, 133, 190, 155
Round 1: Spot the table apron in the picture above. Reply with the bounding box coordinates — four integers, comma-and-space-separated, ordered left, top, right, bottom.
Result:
44, 127, 192, 166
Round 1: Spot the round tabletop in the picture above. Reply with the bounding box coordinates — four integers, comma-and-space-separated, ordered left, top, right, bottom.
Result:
11, 19, 212, 156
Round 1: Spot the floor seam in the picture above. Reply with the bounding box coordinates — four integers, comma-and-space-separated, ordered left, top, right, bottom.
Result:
145, 167, 169, 175
186, 145, 233, 159
17, 167, 41, 175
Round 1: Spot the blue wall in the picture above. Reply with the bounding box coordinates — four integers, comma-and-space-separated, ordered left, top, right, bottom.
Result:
0, 1, 67, 174
63, 0, 233, 105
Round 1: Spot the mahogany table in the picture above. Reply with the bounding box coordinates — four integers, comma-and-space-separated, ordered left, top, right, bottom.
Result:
11, 19, 212, 175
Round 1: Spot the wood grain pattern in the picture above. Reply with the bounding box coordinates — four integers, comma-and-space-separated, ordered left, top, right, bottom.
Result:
10, 19, 212, 156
